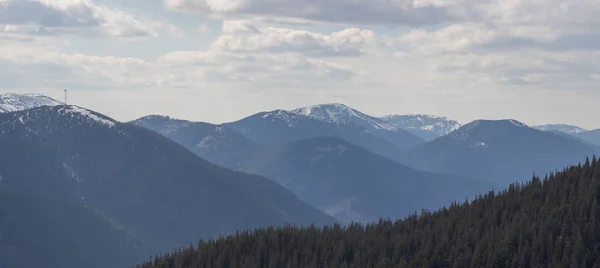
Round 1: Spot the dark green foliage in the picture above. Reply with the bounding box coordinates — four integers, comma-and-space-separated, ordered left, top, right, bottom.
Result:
139, 157, 600, 268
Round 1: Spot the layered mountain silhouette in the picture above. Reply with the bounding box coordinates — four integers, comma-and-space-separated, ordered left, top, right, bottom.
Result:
533, 124, 588, 134
241, 137, 499, 223
290, 104, 424, 148
399, 119, 598, 185
224, 109, 409, 162
0, 106, 335, 267
380, 114, 461, 141
133, 115, 498, 223
534, 124, 600, 147
574, 129, 600, 147
140, 157, 600, 268
131, 115, 260, 169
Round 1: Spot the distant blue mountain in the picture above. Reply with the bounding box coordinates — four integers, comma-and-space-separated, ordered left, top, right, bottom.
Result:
242, 137, 499, 223
134, 115, 498, 223
380, 114, 461, 141
131, 115, 260, 169
290, 103, 425, 148
0, 106, 335, 268
532, 124, 588, 134
223, 109, 409, 162
574, 129, 600, 147
533, 124, 600, 148
399, 119, 597, 185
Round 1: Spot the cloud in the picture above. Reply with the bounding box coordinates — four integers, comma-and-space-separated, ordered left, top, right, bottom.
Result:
163, 0, 600, 35
0, 32, 356, 94
164, 0, 457, 26
212, 20, 377, 56
0, 0, 180, 38
157, 50, 356, 86
399, 23, 499, 54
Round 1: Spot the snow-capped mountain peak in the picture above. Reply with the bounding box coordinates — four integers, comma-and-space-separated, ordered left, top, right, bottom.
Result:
0, 93, 64, 113
532, 124, 589, 134
379, 114, 461, 141
1, 105, 118, 130
290, 103, 396, 131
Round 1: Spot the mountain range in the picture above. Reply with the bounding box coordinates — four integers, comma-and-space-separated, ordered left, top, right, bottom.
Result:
140, 157, 600, 268
132, 104, 598, 220
1, 93, 598, 267
379, 114, 462, 141
532, 124, 589, 134
133, 115, 498, 223
241, 137, 498, 223
534, 124, 600, 146
399, 119, 598, 185
289, 103, 425, 148
131, 115, 261, 170
223, 109, 410, 162
576, 129, 600, 147
0, 105, 335, 267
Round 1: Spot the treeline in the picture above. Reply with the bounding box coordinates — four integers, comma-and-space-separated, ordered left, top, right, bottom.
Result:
138, 156, 600, 268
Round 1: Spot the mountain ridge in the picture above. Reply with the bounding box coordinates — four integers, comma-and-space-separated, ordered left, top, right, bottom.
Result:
241, 136, 499, 223
224, 109, 408, 162
138, 157, 600, 268
0, 105, 336, 267
0, 93, 64, 113
380, 114, 461, 141
399, 119, 597, 185
289, 104, 425, 148
533, 124, 589, 134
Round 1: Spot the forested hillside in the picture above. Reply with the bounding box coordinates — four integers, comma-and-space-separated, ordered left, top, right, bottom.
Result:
139, 156, 600, 268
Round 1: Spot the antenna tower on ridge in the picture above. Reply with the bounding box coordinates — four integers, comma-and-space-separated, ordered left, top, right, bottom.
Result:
64, 89, 67, 104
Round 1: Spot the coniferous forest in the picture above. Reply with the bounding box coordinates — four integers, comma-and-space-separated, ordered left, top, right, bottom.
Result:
139, 156, 600, 268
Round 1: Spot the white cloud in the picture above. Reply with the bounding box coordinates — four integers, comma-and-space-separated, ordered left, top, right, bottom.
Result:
0, 0, 180, 38
163, 0, 600, 36
157, 50, 356, 86
212, 20, 377, 56
399, 24, 499, 54
164, 0, 458, 26
0, 27, 357, 94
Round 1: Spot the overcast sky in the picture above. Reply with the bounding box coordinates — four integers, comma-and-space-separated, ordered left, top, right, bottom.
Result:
1, 0, 599, 129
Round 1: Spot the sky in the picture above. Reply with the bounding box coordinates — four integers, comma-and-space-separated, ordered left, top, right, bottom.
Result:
1, 0, 599, 129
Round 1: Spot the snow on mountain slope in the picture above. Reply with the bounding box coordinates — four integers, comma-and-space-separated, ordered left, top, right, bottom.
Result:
532, 124, 589, 134
289, 104, 424, 148
0, 93, 64, 113
291, 104, 396, 131
262, 109, 336, 127
380, 114, 461, 141
0, 105, 118, 131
